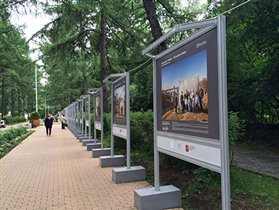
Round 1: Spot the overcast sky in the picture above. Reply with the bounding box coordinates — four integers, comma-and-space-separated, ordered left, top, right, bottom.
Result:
10, 3, 53, 61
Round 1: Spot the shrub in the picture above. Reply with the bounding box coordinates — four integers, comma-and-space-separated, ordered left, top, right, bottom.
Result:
29, 112, 40, 121
100, 111, 154, 151
130, 111, 153, 151
228, 112, 246, 163
0, 126, 29, 158
228, 111, 246, 147
5, 116, 26, 124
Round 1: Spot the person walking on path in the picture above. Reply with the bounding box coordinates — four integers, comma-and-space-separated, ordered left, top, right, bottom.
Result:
59, 114, 67, 129
44, 113, 54, 136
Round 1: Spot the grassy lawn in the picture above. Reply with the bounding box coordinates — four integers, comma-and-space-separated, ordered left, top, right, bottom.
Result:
231, 166, 279, 209
130, 150, 279, 210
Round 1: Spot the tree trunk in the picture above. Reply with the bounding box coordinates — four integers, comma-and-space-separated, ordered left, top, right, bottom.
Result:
11, 83, 15, 116
100, 8, 108, 112
142, 0, 167, 53
17, 88, 22, 116
82, 60, 88, 95
1, 78, 6, 119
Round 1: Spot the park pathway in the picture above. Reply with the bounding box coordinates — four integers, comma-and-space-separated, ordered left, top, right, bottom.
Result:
0, 122, 153, 210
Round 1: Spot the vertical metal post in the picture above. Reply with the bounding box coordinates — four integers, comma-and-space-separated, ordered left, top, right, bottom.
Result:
82, 99, 84, 135
44, 95, 46, 119
101, 88, 104, 149
76, 102, 79, 133
93, 92, 97, 143
79, 101, 82, 133
77, 102, 79, 133
111, 84, 114, 157
88, 95, 91, 140
35, 64, 38, 112
126, 73, 131, 169
84, 97, 87, 137
75, 103, 77, 131
153, 58, 160, 191
218, 15, 231, 210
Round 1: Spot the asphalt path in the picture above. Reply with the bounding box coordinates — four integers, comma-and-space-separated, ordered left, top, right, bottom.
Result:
0, 121, 30, 131
233, 147, 279, 179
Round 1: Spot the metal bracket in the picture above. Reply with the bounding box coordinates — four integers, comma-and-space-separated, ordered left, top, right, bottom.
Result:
142, 18, 217, 57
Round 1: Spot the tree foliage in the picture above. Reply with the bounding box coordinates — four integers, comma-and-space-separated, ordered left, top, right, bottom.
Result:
0, 5, 35, 118
223, 0, 278, 124
31, 0, 203, 111
1, 0, 278, 128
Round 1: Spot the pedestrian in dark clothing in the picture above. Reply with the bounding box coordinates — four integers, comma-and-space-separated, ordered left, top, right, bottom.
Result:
44, 113, 54, 136
175, 95, 178, 113
180, 91, 185, 113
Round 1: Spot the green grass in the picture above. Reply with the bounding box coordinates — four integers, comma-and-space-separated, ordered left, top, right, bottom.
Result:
131, 150, 279, 209
231, 166, 279, 208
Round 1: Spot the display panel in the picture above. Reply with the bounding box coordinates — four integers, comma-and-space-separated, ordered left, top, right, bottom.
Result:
79, 101, 82, 123
156, 28, 219, 140
95, 91, 101, 122
113, 77, 126, 125
75, 103, 78, 122
85, 97, 89, 126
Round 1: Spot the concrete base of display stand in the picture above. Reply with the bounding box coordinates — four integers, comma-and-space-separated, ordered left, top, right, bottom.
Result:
72, 130, 78, 134
75, 134, 83, 139
134, 185, 181, 210
87, 143, 101, 151
112, 166, 146, 184
99, 155, 125, 168
92, 148, 111, 158
81, 139, 95, 146
78, 136, 88, 142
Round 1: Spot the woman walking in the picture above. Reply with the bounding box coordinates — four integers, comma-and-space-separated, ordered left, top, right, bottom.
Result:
44, 113, 54, 136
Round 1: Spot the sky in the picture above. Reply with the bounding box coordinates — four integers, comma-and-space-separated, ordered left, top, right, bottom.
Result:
161, 50, 207, 90
114, 85, 125, 99
10, 3, 53, 62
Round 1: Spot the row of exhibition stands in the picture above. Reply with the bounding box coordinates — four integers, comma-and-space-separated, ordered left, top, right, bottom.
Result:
60, 16, 230, 210
63, 72, 146, 184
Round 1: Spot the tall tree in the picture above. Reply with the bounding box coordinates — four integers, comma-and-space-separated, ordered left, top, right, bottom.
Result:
142, 0, 166, 53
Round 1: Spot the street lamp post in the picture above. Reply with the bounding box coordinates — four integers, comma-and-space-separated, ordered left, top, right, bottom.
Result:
35, 64, 38, 112
44, 95, 46, 118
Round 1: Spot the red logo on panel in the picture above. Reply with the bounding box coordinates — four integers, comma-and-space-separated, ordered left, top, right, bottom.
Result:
185, 145, 189, 152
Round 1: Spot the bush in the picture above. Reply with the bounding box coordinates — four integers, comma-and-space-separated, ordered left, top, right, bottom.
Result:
228, 111, 246, 147
99, 111, 154, 152
5, 116, 26, 124
228, 112, 246, 163
0, 126, 30, 158
29, 112, 40, 121
130, 111, 153, 151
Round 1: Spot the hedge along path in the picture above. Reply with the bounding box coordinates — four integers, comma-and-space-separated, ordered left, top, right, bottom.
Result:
0, 122, 182, 210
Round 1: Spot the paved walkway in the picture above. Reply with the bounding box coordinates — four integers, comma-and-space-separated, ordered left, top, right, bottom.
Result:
0, 123, 152, 210
0, 121, 29, 131
233, 147, 279, 179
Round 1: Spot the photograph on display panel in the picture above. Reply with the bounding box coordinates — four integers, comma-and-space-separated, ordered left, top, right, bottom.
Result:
75, 103, 78, 122
95, 92, 101, 122
79, 101, 82, 123
157, 28, 219, 140
113, 78, 126, 125
85, 97, 89, 126
161, 50, 208, 121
